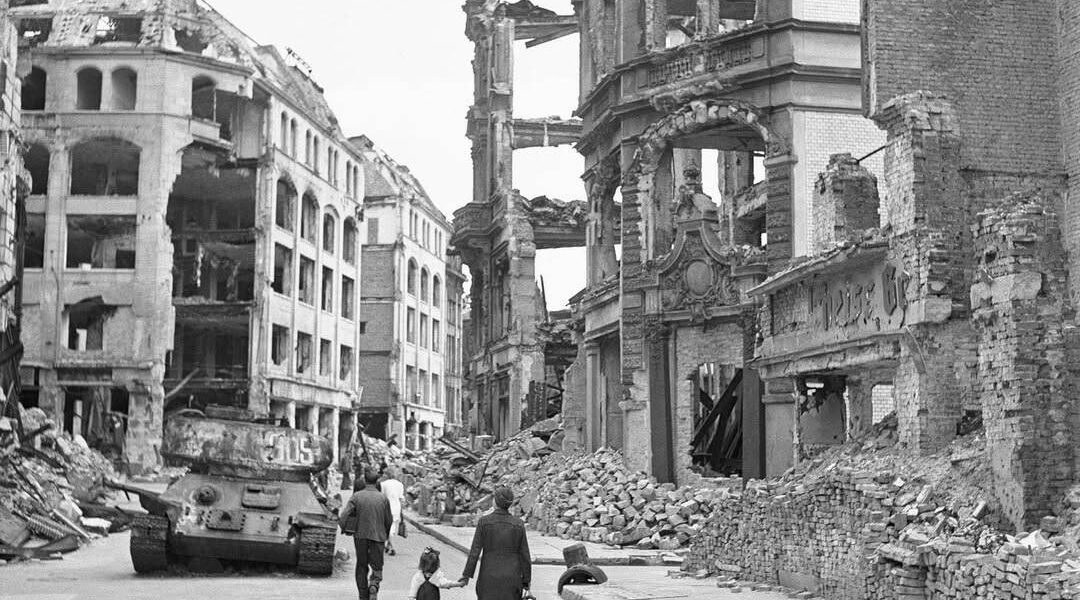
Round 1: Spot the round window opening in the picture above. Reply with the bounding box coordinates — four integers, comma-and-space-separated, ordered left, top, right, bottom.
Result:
684, 260, 714, 297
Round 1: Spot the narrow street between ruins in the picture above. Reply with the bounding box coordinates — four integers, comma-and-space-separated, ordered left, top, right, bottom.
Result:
2, 518, 778, 600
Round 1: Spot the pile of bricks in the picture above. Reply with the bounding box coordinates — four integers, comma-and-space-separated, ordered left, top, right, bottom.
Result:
683, 460, 1080, 600
494, 448, 734, 549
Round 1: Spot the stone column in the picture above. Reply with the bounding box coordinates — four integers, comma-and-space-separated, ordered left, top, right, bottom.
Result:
330, 408, 340, 464
764, 152, 796, 272
286, 400, 296, 429
761, 377, 795, 476
584, 341, 601, 451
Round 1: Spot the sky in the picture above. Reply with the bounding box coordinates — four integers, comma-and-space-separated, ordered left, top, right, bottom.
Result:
209, 0, 587, 309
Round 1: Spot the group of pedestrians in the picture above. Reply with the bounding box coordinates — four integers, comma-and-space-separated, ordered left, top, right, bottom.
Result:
338, 466, 531, 600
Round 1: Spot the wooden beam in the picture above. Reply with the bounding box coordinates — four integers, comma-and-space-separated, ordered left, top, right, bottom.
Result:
525, 25, 577, 48
691, 369, 743, 449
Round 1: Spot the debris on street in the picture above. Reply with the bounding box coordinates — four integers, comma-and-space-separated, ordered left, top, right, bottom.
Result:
0, 405, 130, 564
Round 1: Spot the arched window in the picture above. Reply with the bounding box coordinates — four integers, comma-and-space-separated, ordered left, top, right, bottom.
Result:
275, 178, 296, 231
345, 161, 353, 195
289, 119, 298, 157
300, 192, 318, 243
191, 75, 215, 120
26, 143, 50, 196
343, 218, 357, 265
312, 137, 321, 174
420, 267, 430, 303
279, 112, 288, 149
70, 137, 140, 195
407, 259, 418, 296
322, 212, 336, 253
304, 130, 313, 166
110, 68, 137, 110
432, 275, 441, 307
76, 68, 102, 110
21, 67, 46, 111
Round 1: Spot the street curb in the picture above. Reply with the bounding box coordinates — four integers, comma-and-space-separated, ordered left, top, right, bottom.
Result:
405, 515, 656, 567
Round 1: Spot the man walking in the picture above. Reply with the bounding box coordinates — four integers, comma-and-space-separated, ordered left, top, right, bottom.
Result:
339, 468, 393, 600
380, 466, 405, 556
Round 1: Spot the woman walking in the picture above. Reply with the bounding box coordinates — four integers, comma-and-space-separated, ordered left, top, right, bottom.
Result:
458, 486, 531, 600
381, 466, 405, 556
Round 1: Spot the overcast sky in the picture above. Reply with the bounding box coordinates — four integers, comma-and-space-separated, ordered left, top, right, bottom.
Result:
210, 0, 587, 309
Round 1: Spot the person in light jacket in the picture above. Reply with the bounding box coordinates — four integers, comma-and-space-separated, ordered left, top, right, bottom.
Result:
458, 486, 531, 600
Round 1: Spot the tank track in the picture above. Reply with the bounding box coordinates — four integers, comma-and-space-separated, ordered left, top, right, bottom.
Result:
130, 514, 170, 573
297, 527, 335, 576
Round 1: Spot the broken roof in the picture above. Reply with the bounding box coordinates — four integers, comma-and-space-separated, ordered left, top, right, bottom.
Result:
10, 0, 345, 135
350, 135, 451, 230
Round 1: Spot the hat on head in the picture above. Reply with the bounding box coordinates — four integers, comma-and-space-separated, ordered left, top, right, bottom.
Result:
494, 486, 514, 509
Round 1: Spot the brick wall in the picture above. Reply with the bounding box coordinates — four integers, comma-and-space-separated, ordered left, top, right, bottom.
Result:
1059, 0, 1080, 312
863, 0, 1062, 176
358, 303, 394, 351
811, 153, 880, 255
971, 192, 1078, 530
357, 354, 393, 409
798, 111, 885, 257
360, 246, 396, 299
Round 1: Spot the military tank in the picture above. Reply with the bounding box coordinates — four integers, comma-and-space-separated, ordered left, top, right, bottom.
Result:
125, 405, 337, 575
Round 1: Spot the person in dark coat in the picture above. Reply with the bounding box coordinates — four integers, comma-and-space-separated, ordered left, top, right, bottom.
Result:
339, 468, 394, 600
458, 486, 531, 599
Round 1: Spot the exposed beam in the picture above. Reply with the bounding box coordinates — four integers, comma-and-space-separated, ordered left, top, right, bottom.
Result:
525, 25, 578, 48
512, 117, 583, 149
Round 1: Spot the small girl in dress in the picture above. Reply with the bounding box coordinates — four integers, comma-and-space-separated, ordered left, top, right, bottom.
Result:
408, 547, 465, 600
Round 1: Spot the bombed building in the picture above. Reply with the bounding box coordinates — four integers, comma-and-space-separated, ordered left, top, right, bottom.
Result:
12, 0, 368, 473
352, 135, 467, 449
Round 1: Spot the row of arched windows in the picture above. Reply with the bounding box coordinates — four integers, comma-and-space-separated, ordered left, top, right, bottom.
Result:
275, 177, 358, 263
278, 111, 360, 195
22, 66, 138, 112
406, 258, 443, 306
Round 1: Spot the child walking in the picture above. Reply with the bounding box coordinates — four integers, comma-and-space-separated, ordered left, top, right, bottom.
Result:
409, 547, 466, 600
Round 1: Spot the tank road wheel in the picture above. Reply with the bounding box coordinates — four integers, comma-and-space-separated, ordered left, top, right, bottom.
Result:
130, 514, 169, 573
297, 527, 335, 576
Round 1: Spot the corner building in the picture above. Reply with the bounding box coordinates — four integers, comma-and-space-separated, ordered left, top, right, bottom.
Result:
13, 0, 366, 472
354, 136, 466, 450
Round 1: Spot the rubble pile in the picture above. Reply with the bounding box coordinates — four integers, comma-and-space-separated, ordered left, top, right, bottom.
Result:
683, 416, 1080, 600
0, 407, 129, 563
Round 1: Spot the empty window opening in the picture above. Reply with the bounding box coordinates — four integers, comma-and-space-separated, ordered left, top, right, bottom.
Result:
21, 66, 46, 110
70, 137, 140, 196
65, 297, 114, 351
407, 259, 418, 295
275, 178, 296, 231
321, 266, 333, 312
304, 130, 313, 166
290, 119, 298, 158
322, 212, 336, 253
279, 112, 289, 150
296, 332, 313, 374
343, 218, 358, 264
420, 314, 429, 348
432, 275, 442, 307
341, 276, 355, 319
272, 244, 292, 296
271, 324, 289, 366
420, 267, 430, 302
66, 215, 137, 269
432, 320, 440, 352
26, 143, 49, 195
93, 16, 142, 44
174, 28, 208, 54
300, 192, 318, 243
76, 68, 103, 110
298, 256, 315, 305
407, 308, 416, 344
191, 76, 216, 121
110, 68, 137, 110
339, 345, 353, 381
312, 137, 321, 174
18, 19, 52, 48
319, 338, 332, 377
25, 213, 45, 269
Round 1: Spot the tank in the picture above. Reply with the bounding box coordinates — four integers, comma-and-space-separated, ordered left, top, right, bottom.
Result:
127, 406, 338, 575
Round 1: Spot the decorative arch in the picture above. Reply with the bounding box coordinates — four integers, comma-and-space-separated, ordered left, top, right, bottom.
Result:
300, 190, 319, 243
322, 207, 338, 253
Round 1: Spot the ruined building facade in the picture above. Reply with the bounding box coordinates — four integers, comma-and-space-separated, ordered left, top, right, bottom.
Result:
12, 0, 367, 472
0, 2, 28, 430
354, 135, 466, 449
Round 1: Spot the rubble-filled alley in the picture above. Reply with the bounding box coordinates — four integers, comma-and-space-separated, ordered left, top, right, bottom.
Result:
3, 1, 1080, 600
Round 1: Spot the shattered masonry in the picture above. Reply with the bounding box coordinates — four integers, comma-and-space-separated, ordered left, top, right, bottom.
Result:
10, 0, 373, 473
455, 0, 1080, 597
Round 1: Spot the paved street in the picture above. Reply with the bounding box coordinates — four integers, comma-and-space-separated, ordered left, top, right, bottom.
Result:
0, 526, 732, 600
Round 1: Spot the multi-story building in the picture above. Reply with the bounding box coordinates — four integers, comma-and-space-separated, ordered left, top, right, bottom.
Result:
0, 2, 27, 426
352, 135, 464, 450
12, 0, 366, 472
